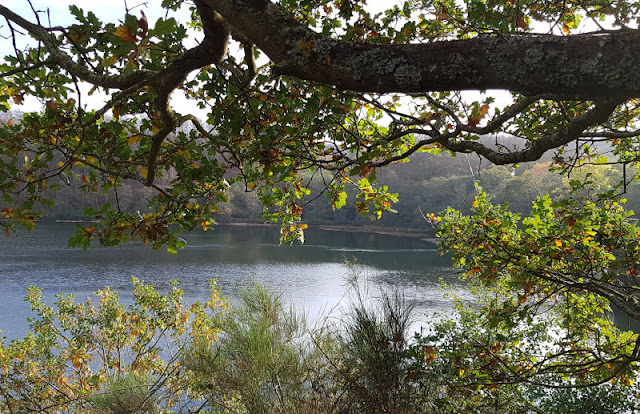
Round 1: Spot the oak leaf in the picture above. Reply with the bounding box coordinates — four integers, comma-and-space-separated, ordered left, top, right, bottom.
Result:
114, 24, 137, 43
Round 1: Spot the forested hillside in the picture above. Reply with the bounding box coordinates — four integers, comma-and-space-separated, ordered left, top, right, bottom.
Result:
4, 105, 627, 234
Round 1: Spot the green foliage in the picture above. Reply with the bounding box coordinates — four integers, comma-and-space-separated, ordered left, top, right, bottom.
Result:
3, 0, 640, 410
87, 373, 157, 413
336, 286, 417, 413
2, 274, 640, 413
181, 282, 342, 413
408, 281, 640, 413
0, 278, 227, 412
429, 189, 640, 389
1, 0, 639, 246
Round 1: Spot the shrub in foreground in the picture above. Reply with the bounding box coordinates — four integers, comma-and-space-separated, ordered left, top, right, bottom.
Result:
1, 273, 639, 413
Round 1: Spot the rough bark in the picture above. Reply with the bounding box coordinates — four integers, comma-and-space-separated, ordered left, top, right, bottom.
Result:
205, 0, 640, 98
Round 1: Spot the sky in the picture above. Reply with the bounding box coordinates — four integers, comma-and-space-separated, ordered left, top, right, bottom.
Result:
1, 0, 197, 113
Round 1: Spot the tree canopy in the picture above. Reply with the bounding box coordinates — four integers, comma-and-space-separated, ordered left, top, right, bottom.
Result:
3, 0, 640, 402
1, 0, 639, 245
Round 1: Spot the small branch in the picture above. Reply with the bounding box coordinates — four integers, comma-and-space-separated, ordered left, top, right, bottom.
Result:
442, 99, 623, 165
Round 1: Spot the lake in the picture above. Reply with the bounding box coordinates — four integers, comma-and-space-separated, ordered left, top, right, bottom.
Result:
0, 223, 468, 341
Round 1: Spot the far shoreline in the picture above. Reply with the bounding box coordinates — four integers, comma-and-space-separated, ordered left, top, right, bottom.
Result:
218, 221, 438, 244
38, 219, 439, 244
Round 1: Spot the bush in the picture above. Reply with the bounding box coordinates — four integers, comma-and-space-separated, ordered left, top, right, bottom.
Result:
182, 282, 328, 413
87, 373, 156, 413
2, 272, 639, 413
0, 278, 227, 412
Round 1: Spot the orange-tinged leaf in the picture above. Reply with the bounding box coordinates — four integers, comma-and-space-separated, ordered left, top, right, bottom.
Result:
422, 345, 437, 363
83, 226, 96, 235
46, 100, 58, 111
468, 104, 490, 127
516, 16, 528, 29
420, 112, 440, 123
291, 203, 303, 216
127, 134, 142, 145
3, 228, 9, 237
81, 174, 90, 183
360, 165, 372, 178
478, 104, 490, 117
1, 207, 13, 219
114, 25, 137, 43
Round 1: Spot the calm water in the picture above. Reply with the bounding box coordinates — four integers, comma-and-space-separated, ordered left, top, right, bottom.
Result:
0, 223, 466, 341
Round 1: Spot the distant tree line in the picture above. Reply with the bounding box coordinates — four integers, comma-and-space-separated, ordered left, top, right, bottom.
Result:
3, 110, 635, 233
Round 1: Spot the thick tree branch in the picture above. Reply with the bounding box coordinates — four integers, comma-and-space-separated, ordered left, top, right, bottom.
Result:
143, 2, 229, 186
206, 0, 640, 98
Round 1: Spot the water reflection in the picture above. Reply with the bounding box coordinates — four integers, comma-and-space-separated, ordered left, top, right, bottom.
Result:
0, 223, 462, 340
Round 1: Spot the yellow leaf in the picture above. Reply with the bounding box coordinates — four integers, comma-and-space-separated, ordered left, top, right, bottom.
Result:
127, 134, 141, 145
113, 25, 137, 43
468, 104, 490, 127
478, 104, 490, 117
419, 112, 440, 123
1, 207, 14, 219
555, 239, 563, 248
